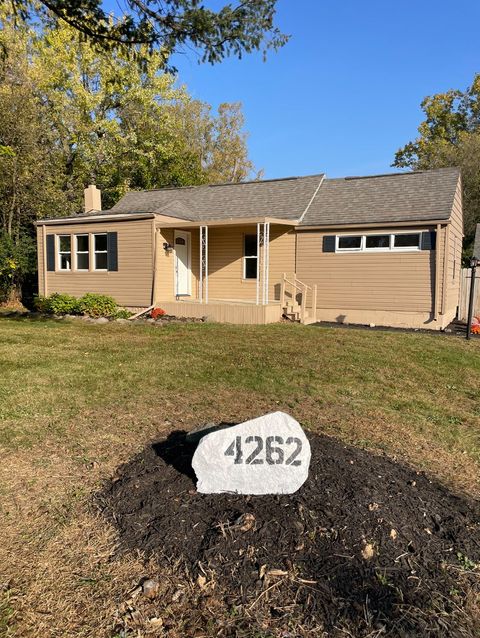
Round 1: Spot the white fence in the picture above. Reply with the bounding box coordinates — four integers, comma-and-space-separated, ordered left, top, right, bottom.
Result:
458, 268, 480, 321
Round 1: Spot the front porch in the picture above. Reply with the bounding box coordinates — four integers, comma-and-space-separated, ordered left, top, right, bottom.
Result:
152, 217, 318, 325
157, 298, 283, 324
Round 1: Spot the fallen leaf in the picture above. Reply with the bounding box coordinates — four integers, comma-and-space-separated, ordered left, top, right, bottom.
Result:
362, 542, 375, 560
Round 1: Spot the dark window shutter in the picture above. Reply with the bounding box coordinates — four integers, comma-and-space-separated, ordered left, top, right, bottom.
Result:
421, 230, 436, 250
323, 235, 336, 252
46, 235, 55, 271
107, 232, 118, 271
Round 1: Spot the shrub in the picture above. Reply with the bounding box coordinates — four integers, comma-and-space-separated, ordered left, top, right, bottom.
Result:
33, 295, 50, 313
78, 293, 118, 318
114, 308, 133, 320
34, 292, 80, 315
151, 307, 166, 320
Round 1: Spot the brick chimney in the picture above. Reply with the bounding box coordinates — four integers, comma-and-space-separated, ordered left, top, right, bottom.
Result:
84, 184, 102, 213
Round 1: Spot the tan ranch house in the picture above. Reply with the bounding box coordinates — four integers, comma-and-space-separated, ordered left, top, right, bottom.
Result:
36, 166, 463, 329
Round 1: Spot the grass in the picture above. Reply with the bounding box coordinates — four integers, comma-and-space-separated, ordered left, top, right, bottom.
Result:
0, 316, 479, 636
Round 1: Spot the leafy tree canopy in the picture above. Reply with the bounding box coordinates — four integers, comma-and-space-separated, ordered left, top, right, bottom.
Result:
0, 7, 258, 302
394, 74, 480, 248
4, 0, 288, 68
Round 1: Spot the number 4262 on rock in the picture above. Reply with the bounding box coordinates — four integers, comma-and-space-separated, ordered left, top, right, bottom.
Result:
192, 411, 311, 495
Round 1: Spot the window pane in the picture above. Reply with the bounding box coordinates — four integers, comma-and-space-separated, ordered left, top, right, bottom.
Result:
244, 234, 257, 257
95, 234, 107, 251
60, 254, 71, 270
366, 234, 390, 249
77, 253, 89, 270
59, 235, 71, 252
95, 252, 108, 270
338, 236, 361, 249
244, 257, 257, 279
394, 233, 420, 248
76, 235, 89, 252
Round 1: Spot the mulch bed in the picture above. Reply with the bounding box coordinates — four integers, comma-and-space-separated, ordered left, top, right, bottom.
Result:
98, 430, 480, 637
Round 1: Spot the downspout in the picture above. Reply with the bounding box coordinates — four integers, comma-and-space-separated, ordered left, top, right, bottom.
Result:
441, 224, 449, 318
151, 219, 157, 306
42, 224, 48, 297
434, 223, 442, 321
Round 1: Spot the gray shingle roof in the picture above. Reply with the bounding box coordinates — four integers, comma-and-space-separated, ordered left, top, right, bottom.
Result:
110, 174, 324, 221
69, 166, 459, 227
302, 167, 460, 226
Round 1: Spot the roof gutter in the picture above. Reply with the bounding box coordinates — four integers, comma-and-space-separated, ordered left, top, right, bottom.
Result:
35, 212, 156, 226
295, 219, 451, 231
297, 175, 325, 224
156, 216, 299, 228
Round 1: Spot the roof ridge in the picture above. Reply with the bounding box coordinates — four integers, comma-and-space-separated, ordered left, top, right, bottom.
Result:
122, 173, 325, 195
326, 167, 459, 182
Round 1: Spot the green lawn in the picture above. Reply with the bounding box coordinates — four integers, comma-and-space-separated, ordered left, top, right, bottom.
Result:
0, 316, 479, 636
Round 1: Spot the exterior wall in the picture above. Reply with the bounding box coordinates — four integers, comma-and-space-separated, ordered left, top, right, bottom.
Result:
157, 300, 281, 324
37, 219, 154, 306
155, 223, 295, 303
295, 226, 441, 329
444, 179, 464, 320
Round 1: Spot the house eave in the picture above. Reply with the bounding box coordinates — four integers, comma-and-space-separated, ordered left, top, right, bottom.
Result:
296, 218, 451, 231
35, 212, 156, 226
156, 216, 299, 228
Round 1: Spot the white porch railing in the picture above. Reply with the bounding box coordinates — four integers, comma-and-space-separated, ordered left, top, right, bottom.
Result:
280, 273, 317, 324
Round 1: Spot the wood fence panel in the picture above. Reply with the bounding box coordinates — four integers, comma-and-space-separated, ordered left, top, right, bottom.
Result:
458, 268, 480, 321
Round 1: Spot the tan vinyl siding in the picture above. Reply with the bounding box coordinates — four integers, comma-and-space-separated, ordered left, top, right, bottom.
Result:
37, 219, 154, 306
296, 228, 437, 313
445, 179, 463, 319
155, 224, 295, 302
37, 226, 46, 296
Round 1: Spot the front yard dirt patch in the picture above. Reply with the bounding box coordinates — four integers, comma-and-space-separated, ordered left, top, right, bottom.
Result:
99, 430, 480, 637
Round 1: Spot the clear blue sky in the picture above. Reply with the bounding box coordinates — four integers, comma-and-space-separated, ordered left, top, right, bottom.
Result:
168, 0, 480, 179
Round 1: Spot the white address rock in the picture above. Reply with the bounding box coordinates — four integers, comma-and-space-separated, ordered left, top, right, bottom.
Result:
192, 411, 311, 495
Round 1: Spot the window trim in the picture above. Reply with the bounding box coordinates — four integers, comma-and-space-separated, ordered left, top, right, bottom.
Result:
391, 232, 422, 251
335, 231, 422, 253
57, 234, 72, 271
93, 233, 108, 271
243, 233, 258, 280
75, 234, 90, 271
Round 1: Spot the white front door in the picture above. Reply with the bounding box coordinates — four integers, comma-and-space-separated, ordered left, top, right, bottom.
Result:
174, 231, 191, 296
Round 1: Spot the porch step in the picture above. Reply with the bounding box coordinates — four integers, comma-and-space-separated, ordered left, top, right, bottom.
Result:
283, 305, 313, 324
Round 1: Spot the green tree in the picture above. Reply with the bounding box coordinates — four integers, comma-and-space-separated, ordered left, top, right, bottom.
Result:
5, 0, 288, 68
0, 10, 257, 302
0, 12, 66, 302
31, 19, 256, 207
394, 74, 480, 250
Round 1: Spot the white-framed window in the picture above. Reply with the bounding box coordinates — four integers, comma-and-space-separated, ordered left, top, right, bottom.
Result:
336, 232, 422, 253
94, 233, 108, 270
75, 234, 89, 270
57, 235, 72, 270
337, 235, 362, 251
243, 234, 258, 279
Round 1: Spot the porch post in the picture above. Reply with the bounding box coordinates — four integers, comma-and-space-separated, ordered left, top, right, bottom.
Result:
199, 227, 203, 303
205, 225, 209, 304
256, 222, 261, 305
200, 225, 209, 304
263, 222, 270, 305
